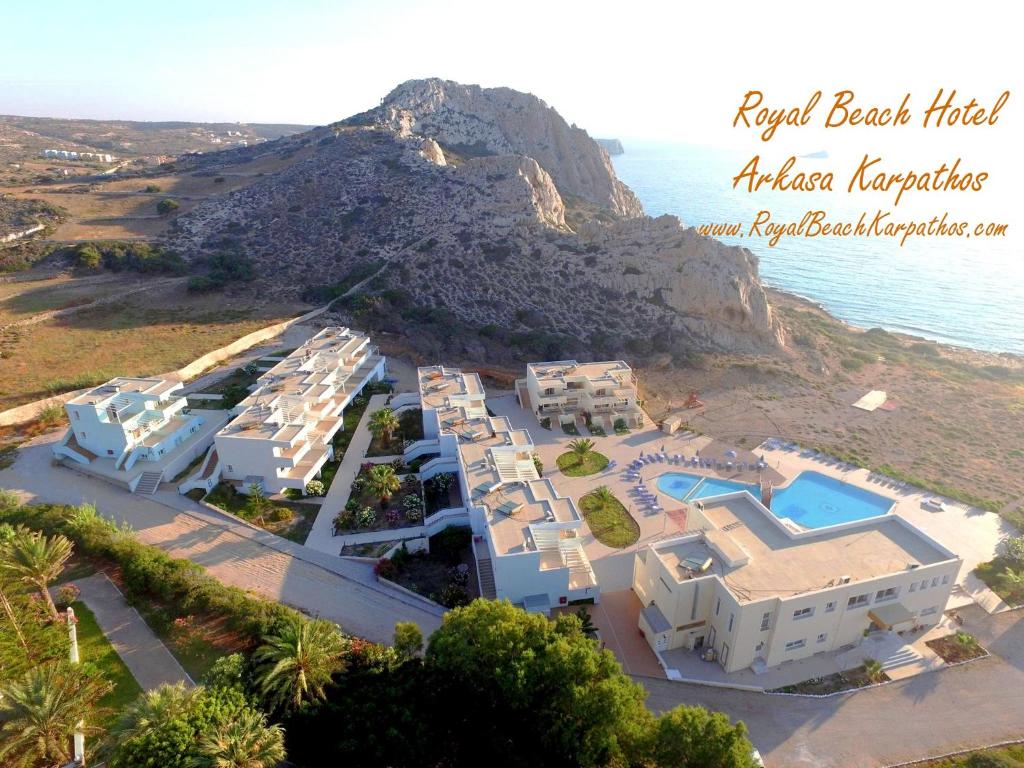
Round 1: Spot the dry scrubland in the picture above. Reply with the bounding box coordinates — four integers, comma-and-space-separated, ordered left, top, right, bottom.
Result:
0, 272, 303, 409
641, 290, 1024, 520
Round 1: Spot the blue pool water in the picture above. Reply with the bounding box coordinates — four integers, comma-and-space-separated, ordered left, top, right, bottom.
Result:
771, 471, 893, 528
655, 470, 894, 529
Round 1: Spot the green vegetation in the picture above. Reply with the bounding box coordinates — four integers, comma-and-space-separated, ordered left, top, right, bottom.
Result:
187, 250, 256, 293
204, 483, 317, 543
156, 197, 180, 215
579, 487, 639, 548
66, 240, 186, 275
300, 258, 385, 304
557, 438, 609, 476
926, 631, 987, 664
254, 616, 344, 713
975, 538, 1024, 607
918, 744, 1024, 767
70, 601, 143, 716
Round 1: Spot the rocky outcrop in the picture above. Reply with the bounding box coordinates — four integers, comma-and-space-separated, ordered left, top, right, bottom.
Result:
596, 138, 624, 155
360, 78, 643, 219
167, 80, 784, 361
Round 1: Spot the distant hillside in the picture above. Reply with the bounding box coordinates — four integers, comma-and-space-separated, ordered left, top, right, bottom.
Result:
0, 115, 312, 162
596, 138, 624, 155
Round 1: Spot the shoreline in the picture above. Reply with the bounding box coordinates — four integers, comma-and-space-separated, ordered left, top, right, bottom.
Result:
765, 286, 1023, 368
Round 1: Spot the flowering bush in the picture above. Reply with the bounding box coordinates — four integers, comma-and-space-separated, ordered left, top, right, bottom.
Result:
357, 506, 376, 528
447, 564, 469, 587
332, 510, 354, 534
57, 583, 80, 608
305, 479, 326, 497
403, 494, 423, 522
374, 557, 398, 580
385, 508, 401, 526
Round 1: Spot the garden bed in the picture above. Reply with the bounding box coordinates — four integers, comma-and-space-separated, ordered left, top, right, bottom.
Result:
926, 631, 988, 664
423, 472, 462, 516
332, 463, 423, 533
365, 406, 424, 457
381, 528, 478, 608
203, 482, 318, 542
770, 664, 889, 695
557, 451, 609, 477
579, 489, 639, 548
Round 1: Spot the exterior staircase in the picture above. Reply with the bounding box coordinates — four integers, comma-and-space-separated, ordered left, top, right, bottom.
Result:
134, 471, 162, 495
474, 541, 497, 599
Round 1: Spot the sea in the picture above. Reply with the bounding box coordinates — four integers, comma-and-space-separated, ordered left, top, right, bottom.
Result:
611, 141, 1023, 356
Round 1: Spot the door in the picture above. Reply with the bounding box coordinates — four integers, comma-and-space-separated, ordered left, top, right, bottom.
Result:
693, 635, 705, 651
720, 642, 730, 668
708, 626, 717, 649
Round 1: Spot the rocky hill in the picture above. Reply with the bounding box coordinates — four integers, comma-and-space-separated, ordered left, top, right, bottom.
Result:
166, 80, 784, 363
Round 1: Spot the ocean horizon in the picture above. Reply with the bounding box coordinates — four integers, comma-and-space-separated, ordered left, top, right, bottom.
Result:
611, 141, 1023, 356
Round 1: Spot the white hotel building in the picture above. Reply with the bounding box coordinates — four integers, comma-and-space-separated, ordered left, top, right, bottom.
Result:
633, 492, 961, 674
211, 327, 385, 495
402, 366, 598, 612
517, 359, 645, 432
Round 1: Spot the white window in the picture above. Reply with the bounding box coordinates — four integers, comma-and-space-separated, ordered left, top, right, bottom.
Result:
931, 577, 939, 588
74, 412, 80, 420
760, 612, 771, 631
80, 431, 87, 439
227, 464, 234, 472
785, 639, 806, 651
848, 593, 869, 608
825, 601, 836, 612
727, 613, 734, 632
920, 579, 928, 590
921, 606, 938, 616
942, 574, 950, 585
715, 598, 721, 616
875, 587, 899, 602
910, 582, 917, 592
793, 607, 815, 620
817, 633, 828, 643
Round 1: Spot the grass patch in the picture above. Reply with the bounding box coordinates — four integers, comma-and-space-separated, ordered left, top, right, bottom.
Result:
918, 744, 1024, 767
557, 451, 609, 477
70, 601, 142, 721
974, 557, 1024, 607
562, 422, 580, 436
579, 490, 639, 548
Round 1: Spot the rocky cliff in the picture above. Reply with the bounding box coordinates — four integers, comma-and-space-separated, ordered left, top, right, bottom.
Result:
596, 138, 624, 155
166, 80, 784, 363
354, 79, 643, 219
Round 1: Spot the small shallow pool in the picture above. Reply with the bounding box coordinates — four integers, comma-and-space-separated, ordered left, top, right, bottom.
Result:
655, 470, 894, 529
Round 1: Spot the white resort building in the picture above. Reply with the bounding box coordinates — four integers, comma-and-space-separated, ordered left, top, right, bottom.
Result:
207, 327, 385, 496
633, 491, 962, 675
402, 365, 599, 613
53, 376, 222, 494
517, 359, 644, 432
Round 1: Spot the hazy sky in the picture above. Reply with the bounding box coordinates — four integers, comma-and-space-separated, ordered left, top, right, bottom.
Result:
2, 0, 1019, 152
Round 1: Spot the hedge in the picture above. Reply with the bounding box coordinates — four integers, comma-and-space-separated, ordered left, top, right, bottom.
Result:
0, 501, 305, 644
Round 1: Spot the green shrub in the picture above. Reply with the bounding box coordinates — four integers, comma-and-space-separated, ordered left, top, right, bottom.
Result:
156, 198, 180, 215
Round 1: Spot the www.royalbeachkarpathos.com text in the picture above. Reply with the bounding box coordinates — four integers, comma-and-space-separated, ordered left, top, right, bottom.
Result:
698, 210, 1009, 247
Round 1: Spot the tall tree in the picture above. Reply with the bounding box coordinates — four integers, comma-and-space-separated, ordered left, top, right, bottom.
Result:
253, 616, 345, 712
0, 527, 74, 621
641, 704, 757, 768
0, 661, 112, 768
193, 708, 285, 768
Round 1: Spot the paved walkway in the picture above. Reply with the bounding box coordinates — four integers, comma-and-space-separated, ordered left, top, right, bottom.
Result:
304, 393, 390, 554
640, 603, 1024, 768
68, 572, 193, 690
2, 434, 443, 645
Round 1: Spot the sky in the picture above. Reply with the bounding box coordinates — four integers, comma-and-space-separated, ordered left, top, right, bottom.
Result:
1, 0, 1019, 151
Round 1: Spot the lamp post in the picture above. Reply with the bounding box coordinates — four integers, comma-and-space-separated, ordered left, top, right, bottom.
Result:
66, 606, 85, 766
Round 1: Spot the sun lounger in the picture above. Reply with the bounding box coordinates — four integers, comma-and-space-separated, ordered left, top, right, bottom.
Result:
495, 500, 522, 516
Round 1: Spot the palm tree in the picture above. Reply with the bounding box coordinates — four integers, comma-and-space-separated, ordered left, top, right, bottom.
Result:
253, 616, 344, 712
568, 438, 595, 461
0, 527, 74, 621
112, 682, 199, 743
366, 464, 401, 508
368, 408, 400, 446
863, 657, 884, 683
590, 485, 615, 505
192, 708, 285, 768
0, 661, 112, 768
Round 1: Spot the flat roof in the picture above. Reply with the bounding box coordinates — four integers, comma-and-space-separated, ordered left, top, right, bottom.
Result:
526, 359, 633, 385
418, 366, 484, 411
68, 376, 181, 406
656, 495, 953, 602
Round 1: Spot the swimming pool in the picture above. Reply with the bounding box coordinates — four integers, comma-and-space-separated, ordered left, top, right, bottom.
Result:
771, 471, 893, 528
656, 472, 758, 503
655, 470, 893, 528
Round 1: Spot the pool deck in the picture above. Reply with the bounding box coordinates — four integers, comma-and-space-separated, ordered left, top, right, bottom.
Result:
487, 394, 1012, 611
